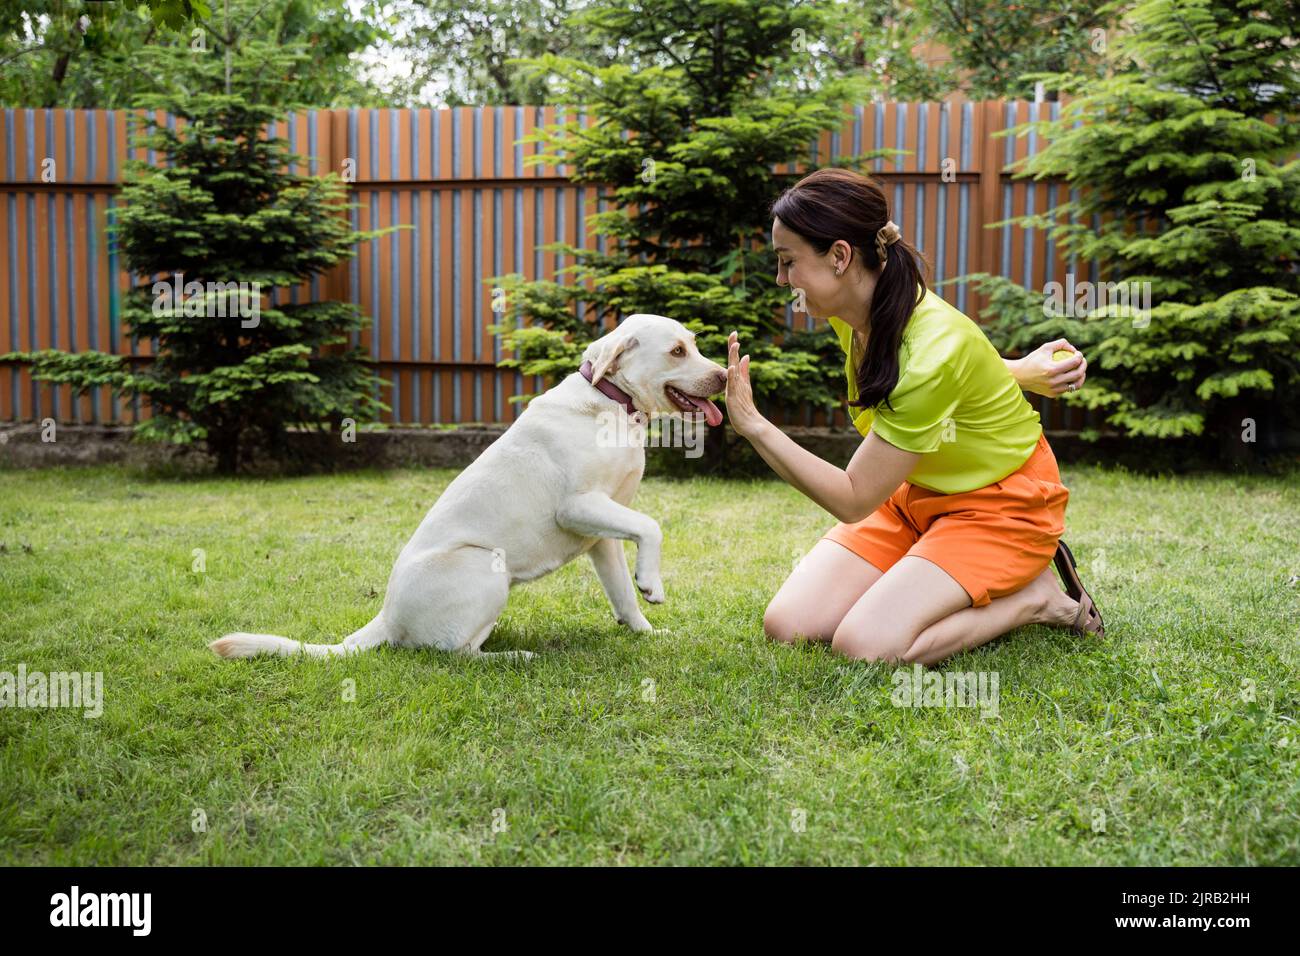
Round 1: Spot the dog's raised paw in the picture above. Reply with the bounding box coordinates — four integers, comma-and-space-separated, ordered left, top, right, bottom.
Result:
635, 573, 665, 603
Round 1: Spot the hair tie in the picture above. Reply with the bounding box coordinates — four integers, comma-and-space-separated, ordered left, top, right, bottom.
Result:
875, 220, 901, 269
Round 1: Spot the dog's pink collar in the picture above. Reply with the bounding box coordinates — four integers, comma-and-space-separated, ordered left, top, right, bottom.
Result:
579, 360, 641, 417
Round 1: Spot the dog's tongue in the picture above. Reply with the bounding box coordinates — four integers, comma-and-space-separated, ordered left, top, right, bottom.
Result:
683, 394, 723, 427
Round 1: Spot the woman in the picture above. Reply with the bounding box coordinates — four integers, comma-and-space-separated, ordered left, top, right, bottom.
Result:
724, 167, 1104, 666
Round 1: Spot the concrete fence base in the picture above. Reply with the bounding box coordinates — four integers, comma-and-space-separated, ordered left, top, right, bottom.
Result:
0, 423, 509, 475
0, 422, 1272, 477
0, 421, 873, 475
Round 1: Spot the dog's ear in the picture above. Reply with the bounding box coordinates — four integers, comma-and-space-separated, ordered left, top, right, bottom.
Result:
588, 333, 639, 386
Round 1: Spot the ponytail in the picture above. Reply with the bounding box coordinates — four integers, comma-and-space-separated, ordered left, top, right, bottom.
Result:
853, 226, 926, 411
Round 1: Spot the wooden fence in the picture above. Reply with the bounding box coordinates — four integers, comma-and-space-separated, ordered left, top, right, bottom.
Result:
0, 99, 1098, 430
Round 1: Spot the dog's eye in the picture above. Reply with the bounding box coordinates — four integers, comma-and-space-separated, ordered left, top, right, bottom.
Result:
671, 345, 685, 357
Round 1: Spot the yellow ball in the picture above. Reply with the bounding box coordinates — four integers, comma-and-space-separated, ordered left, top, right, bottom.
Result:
1052, 349, 1075, 362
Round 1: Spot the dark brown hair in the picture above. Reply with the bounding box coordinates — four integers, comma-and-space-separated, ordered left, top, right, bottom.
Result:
770, 168, 928, 410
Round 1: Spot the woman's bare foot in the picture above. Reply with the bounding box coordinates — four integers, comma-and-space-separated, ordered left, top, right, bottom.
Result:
1025, 566, 1080, 629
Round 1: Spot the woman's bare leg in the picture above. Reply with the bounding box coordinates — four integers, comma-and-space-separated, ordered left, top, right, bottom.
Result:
902, 567, 1080, 665
831, 557, 1081, 664
763, 538, 885, 644
830, 556, 970, 661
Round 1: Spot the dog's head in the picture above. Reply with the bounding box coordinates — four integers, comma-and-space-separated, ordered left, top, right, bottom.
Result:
582, 314, 728, 426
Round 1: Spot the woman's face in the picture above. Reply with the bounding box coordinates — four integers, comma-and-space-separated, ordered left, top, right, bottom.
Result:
771, 217, 860, 326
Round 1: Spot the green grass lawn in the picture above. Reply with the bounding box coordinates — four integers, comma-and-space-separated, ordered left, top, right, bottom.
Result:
1, 462, 1297, 865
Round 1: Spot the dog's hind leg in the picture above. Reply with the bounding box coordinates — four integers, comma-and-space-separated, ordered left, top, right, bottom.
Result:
456, 619, 534, 661
386, 545, 523, 657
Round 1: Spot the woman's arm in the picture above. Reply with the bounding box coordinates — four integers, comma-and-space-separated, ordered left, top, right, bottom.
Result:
725, 332, 919, 524
743, 421, 918, 523
1006, 339, 1089, 397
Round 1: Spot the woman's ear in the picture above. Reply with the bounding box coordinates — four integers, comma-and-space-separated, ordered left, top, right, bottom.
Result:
587, 333, 640, 385
837, 238, 857, 273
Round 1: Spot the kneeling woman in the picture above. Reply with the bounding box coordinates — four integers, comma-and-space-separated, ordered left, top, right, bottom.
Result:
724, 167, 1104, 665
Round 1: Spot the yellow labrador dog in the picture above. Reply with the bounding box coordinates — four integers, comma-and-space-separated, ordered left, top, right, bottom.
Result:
210, 314, 727, 661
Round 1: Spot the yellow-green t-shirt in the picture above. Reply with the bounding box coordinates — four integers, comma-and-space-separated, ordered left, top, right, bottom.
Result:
828, 287, 1042, 494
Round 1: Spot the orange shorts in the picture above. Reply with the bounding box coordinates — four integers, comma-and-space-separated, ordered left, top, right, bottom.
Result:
822, 432, 1068, 608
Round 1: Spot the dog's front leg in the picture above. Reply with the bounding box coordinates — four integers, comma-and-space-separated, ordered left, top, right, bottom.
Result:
557, 492, 664, 604
587, 537, 654, 631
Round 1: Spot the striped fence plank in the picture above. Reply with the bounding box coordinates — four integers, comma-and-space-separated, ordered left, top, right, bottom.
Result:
1, 101, 1101, 431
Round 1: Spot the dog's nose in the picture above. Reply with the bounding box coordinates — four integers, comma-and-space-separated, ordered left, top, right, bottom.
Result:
710, 369, 727, 393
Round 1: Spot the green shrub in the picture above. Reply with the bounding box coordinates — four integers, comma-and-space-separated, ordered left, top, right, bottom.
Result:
2, 42, 391, 473
968, 0, 1300, 460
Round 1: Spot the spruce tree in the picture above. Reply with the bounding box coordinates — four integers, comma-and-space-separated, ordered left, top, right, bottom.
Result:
5, 40, 389, 473
488, 0, 880, 463
967, 0, 1300, 460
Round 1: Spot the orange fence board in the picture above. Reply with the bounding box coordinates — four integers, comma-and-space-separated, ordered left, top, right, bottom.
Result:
2, 102, 1093, 430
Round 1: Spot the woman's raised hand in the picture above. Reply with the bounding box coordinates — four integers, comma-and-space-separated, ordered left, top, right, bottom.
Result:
725, 331, 765, 438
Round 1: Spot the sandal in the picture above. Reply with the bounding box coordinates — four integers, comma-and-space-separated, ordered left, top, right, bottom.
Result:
1052, 540, 1105, 637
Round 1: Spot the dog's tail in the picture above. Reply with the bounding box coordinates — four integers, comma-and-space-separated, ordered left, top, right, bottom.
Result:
208, 614, 393, 660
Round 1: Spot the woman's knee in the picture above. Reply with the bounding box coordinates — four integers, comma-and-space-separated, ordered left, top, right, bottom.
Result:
762, 539, 883, 645
762, 599, 798, 643
830, 618, 914, 663
763, 597, 826, 644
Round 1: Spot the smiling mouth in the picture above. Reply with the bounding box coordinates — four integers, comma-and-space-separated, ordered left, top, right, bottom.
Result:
664, 383, 723, 426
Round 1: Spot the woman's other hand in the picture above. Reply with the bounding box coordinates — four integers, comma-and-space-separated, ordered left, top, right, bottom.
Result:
1013, 339, 1088, 398
725, 331, 766, 438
